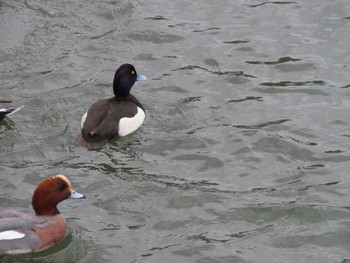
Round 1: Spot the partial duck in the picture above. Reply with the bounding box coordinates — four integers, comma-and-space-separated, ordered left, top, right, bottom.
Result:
0, 100, 24, 121
0, 174, 85, 254
75, 64, 147, 148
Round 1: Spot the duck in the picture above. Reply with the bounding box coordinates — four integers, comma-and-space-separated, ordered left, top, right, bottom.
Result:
0, 174, 85, 254
75, 63, 147, 148
0, 100, 24, 121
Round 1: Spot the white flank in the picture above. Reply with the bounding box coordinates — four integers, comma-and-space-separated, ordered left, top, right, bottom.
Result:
81, 112, 87, 128
0, 230, 25, 240
118, 107, 145, 137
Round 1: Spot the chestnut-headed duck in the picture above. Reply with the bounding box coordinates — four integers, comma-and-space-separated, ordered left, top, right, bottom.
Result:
75, 63, 147, 149
0, 100, 24, 121
0, 174, 85, 254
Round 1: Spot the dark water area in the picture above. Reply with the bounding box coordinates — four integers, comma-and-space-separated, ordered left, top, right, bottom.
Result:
1, 0, 350, 262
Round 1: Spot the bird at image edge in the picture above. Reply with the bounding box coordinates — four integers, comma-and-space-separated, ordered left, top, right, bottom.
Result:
0, 175, 85, 254
0, 100, 24, 121
75, 64, 147, 149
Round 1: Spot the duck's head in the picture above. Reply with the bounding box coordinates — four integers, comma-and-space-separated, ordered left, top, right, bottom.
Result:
113, 64, 147, 98
32, 174, 85, 216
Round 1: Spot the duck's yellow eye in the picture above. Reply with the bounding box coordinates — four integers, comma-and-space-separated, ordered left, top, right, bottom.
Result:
131, 70, 135, 75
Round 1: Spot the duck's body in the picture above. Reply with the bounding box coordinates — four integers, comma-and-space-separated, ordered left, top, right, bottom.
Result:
0, 175, 85, 254
0, 211, 66, 254
75, 64, 147, 149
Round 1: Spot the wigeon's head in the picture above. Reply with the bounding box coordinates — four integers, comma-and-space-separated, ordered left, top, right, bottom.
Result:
32, 174, 85, 216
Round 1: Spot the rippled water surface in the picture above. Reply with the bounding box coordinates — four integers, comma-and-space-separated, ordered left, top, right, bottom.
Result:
1, 0, 350, 262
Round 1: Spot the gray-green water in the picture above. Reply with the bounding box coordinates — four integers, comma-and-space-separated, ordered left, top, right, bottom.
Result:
1, 0, 350, 262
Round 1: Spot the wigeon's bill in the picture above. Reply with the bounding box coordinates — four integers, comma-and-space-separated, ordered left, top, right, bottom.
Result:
70, 190, 85, 199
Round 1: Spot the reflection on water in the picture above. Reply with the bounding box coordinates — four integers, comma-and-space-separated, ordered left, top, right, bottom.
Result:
1, 0, 350, 262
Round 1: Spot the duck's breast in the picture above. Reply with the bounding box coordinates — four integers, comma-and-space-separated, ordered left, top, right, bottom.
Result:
34, 214, 67, 251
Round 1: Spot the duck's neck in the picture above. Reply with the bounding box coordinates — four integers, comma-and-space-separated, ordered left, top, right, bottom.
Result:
114, 94, 131, 101
113, 88, 130, 98
33, 202, 60, 216
113, 78, 131, 97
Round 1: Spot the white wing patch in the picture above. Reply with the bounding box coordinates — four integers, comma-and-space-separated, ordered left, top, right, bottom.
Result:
7, 105, 24, 116
0, 105, 24, 115
0, 230, 25, 240
81, 112, 87, 128
118, 107, 145, 137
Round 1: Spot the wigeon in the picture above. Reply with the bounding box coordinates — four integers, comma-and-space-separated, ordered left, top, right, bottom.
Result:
0, 100, 24, 121
0, 174, 85, 254
75, 64, 147, 149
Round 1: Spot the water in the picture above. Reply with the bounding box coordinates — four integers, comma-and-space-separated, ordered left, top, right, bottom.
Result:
1, 0, 350, 262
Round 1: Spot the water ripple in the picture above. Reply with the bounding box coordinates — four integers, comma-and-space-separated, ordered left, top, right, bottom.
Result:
172, 65, 256, 78
255, 87, 328, 95
127, 30, 184, 43
246, 56, 301, 65
226, 96, 263, 103
248, 1, 297, 8
233, 119, 290, 129
223, 40, 250, 44
260, 80, 326, 87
